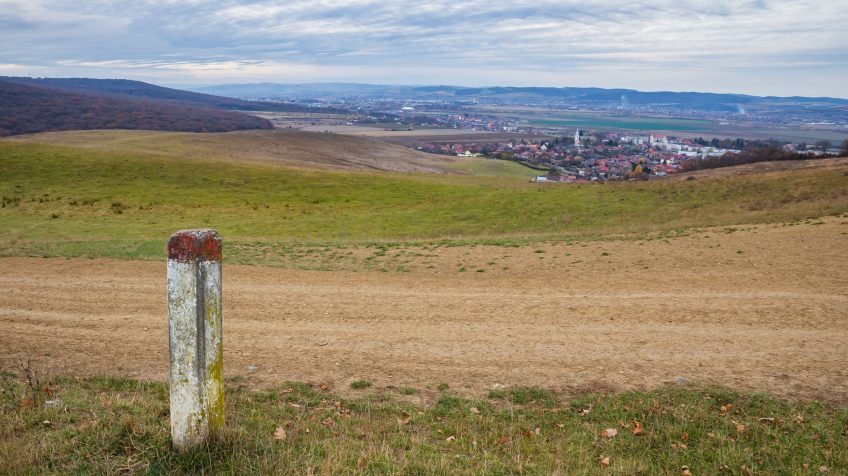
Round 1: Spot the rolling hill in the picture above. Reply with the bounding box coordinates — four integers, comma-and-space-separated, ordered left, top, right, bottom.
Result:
0, 79, 273, 136
3, 129, 537, 176
1, 135, 846, 258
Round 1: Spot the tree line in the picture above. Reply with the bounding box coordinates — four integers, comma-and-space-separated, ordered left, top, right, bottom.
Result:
681, 140, 847, 172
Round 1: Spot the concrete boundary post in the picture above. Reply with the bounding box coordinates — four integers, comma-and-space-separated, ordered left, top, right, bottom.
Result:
167, 229, 224, 451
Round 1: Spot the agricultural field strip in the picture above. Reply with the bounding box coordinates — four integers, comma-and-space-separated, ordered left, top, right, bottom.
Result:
1, 218, 846, 403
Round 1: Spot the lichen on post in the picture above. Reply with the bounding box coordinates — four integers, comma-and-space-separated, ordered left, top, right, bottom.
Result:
167, 229, 224, 451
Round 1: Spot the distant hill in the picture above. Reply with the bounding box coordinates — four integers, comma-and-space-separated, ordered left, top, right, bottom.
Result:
195, 83, 848, 113
0, 79, 272, 136
1, 77, 321, 113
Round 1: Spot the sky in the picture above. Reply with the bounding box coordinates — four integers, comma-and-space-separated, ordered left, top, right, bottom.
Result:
1, 0, 847, 98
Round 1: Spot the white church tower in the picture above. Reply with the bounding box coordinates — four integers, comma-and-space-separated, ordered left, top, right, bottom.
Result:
574, 129, 580, 147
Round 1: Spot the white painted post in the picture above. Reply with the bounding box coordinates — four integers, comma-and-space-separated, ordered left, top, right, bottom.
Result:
167, 229, 224, 451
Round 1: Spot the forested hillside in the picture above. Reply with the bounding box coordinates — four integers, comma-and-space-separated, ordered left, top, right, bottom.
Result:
2, 77, 319, 113
0, 79, 272, 136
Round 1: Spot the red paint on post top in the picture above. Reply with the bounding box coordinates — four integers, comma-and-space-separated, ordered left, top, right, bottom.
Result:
167, 229, 222, 262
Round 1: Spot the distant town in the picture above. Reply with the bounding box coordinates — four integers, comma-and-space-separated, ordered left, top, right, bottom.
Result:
283, 104, 842, 182
415, 127, 833, 182
250, 89, 846, 182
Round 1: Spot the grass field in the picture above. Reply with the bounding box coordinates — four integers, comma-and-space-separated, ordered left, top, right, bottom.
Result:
2, 371, 845, 475
442, 157, 540, 178
1, 138, 847, 265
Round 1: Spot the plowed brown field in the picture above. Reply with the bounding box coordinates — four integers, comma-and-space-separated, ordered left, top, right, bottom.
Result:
2, 218, 846, 402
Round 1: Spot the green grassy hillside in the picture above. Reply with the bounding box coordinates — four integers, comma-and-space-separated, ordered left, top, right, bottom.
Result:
4, 129, 539, 177
1, 140, 846, 262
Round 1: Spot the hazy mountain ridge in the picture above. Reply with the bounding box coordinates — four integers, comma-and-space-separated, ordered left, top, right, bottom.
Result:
193, 83, 848, 113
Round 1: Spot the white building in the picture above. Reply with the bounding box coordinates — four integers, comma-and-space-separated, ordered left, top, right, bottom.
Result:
650, 134, 669, 148
620, 135, 649, 145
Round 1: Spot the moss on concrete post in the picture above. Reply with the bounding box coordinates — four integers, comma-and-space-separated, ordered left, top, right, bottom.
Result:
167, 229, 224, 451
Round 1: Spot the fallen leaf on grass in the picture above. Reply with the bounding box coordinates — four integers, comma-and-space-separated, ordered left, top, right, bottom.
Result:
274, 427, 287, 440
397, 412, 411, 425
321, 417, 334, 428
320, 384, 330, 391
445, 435, 456, 442
469, 406, 480, 414
682, 432, 689, 442
720, 404, 733, 414
600, 428, 618, 438
681, 466, 693, 476
632, 420, 644, 436
599, 456, 610, 467
736, 423, 746, 434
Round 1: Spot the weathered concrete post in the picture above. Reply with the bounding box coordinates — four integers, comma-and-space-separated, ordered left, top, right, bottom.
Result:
167, 229, 224, 451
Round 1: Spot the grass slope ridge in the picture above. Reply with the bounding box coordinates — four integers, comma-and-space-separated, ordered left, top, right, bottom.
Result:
1, 76, 323, 113
0, 140, 846, 261
0, 80, 272, 136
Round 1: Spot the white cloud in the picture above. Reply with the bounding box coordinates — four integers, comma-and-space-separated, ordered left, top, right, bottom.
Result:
0, 0, 846, 96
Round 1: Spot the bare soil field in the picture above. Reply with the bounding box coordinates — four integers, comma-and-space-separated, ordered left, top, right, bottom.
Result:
1, 219, 846, 403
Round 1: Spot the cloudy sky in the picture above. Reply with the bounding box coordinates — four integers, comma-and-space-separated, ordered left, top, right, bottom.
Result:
2, 0, 847, 97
